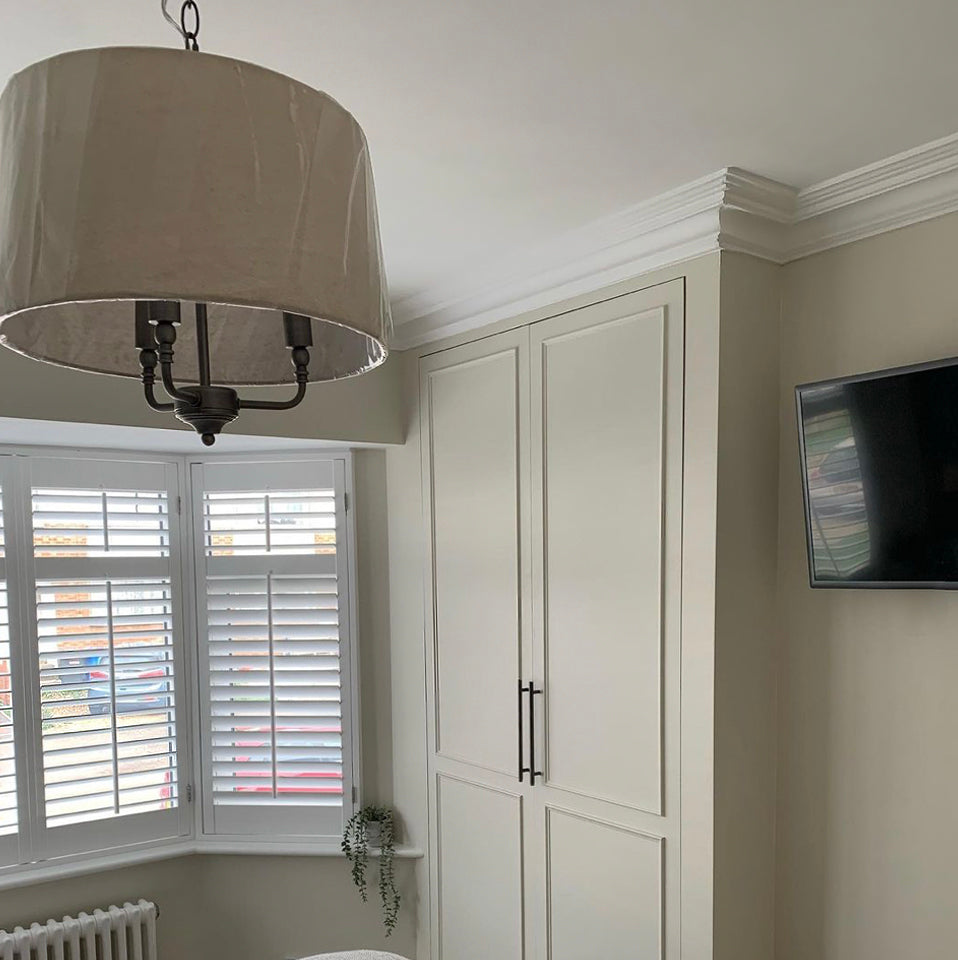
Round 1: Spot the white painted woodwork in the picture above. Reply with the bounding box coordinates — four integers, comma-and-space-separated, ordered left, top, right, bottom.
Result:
531, 299, 672, 814
436, 776, 525, 960
525, 283, 684, 959
421, 328, 535, 960
422, 332, 530, 774
421, 281, 684, 960
545, 808, 662, 960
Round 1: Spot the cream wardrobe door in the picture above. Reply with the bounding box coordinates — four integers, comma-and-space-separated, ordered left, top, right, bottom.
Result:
526, 280, 684, 960
421, 328, 534, 960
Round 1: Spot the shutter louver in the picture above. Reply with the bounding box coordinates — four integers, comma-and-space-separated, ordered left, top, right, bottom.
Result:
204, 490, 335, 556
0, 580, 13, 838
198, 472, 349, 836
29, 478, 181, 839
32, 489, 169, 558
207, 574, 342, 805
0, 486, 16, 838
0, 459, 191, 865
37, 579, 178, 827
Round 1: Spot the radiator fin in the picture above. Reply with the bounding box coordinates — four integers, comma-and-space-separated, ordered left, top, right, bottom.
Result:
0, 900, 157, 960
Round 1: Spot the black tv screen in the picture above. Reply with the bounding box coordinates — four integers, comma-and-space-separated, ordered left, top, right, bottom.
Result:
797, 358, 958, 588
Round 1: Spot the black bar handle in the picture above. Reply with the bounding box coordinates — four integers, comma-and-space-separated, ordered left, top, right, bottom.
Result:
518, 679, 528, 783
527, 681, 543, 784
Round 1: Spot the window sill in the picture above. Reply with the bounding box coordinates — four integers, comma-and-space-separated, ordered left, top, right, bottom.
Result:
194, 838, 424, 858
0, 838, 425, 891
0, 838, 194, 892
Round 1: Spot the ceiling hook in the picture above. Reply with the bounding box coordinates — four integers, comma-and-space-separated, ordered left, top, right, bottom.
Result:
160, 0, 188, 44
161, 1, 200, 50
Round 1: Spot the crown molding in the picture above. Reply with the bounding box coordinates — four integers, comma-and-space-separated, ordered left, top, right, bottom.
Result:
391, 132, 958, 349
390, 169, 731, 349
787, 130, 958, 258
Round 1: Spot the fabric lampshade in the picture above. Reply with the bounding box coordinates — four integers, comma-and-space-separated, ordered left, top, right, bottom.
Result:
0, 46, 390, 386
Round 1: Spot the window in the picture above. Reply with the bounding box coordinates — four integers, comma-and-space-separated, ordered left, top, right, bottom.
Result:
31, 482, 180, 843
0, 452, 356, 877
0, 457, 191, 867
0, 472, 18, 867
35, 579, 178, 829
192, 460, 355, 841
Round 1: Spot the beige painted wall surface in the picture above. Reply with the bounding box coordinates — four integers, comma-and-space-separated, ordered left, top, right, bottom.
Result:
194, 854, 417, 959
0, 855, 417, 960
385, 349, 431, 955
354, 449, 396, 805
714, 252, 781, 960
0, 857, 203, 958
777, 214, 958, 960
0, 348, 403, 444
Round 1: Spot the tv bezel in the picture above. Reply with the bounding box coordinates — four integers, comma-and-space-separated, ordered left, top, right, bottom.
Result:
796, 355, 958, 590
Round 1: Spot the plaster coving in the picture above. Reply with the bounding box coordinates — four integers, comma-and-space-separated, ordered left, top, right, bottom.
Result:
391, 130, 958, 349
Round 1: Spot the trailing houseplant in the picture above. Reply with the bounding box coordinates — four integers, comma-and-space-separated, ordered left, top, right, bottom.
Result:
342, 805, 401, 936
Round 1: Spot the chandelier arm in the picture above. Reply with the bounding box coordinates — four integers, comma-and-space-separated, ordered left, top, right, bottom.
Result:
238, 342, 310, 411
138, 348, 175, 412
238, 380, 308, 411
143, 381, 175, 412
160, 360, 199, 404
137, 328, 176, 412
153, 318, 199, 404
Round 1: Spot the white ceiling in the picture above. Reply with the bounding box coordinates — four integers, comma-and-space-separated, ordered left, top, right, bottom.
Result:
3, 0, 958, 307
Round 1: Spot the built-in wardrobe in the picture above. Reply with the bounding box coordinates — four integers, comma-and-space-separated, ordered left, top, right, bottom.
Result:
420, 280, 682, 958
403, 255, 781, 960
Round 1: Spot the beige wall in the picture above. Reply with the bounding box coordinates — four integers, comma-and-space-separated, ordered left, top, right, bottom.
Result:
714, 253, 782, 960
354, 449, 397, 806
385, 349, 431, 955
0, 854, 417, 959
776, 213, 958, 960
0, 856, 202, 958
0, 348, 403, 445
194, 854, 417, 959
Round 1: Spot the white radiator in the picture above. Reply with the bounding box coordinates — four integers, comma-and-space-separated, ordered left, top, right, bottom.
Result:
0, 900, 158, 960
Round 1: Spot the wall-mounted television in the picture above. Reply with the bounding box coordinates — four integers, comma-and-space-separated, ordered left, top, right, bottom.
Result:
796, 357, 958, 589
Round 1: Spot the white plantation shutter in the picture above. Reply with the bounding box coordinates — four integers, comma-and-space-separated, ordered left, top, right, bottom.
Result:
0, 581, 13, 837
194, 459, 355, 839
36, 579, 177, 828
0, 451, 355, 874
31, 489, 170, 558
23, 457, 190, 859
205, 489, 337, 555
0, 473, 18, 866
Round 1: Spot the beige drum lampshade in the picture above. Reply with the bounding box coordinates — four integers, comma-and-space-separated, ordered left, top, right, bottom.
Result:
0, 47, 390, 386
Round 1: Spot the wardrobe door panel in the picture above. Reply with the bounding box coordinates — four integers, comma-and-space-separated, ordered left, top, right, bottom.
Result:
437, 775, 525, 960
423, 337, 528, 774
533, 300, 673, 814
546, 808, 662, 960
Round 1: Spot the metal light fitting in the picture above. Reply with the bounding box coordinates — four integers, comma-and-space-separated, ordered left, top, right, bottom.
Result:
0, 1, 391, 444
137, 300, 315, 445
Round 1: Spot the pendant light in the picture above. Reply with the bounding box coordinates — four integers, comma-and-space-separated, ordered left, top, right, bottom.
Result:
0, 1, 390, 444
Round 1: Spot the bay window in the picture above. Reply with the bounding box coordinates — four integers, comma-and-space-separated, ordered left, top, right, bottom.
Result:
0, 451, 357, 879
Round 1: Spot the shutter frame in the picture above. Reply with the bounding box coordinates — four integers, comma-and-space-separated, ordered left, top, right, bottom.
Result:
193, 457, 356, 841
0, 475, 18, 859
22, 458, 191, 860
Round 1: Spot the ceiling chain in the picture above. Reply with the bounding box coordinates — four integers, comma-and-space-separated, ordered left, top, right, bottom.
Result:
161, 0, 200, 51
